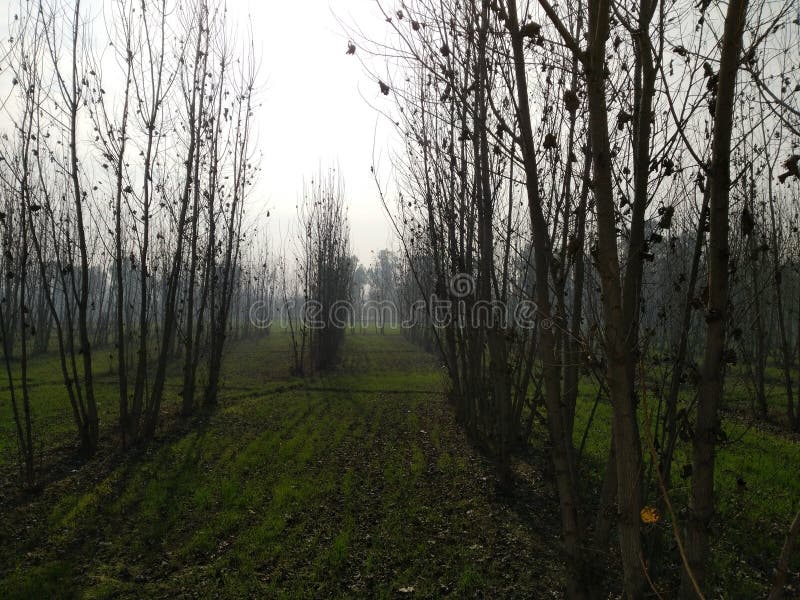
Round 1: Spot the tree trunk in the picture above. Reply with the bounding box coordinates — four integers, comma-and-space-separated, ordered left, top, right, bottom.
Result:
682, 0, 748, 594
582, 0, 648, 592
506, 3, 588, 595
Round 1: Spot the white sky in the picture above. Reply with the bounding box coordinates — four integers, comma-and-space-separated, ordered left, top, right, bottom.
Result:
0, 0, 399, 266
244, 0, 397, 264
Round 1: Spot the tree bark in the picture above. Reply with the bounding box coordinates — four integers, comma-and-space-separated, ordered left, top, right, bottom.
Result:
506, 3, 588, 595
682, 0, 749, 594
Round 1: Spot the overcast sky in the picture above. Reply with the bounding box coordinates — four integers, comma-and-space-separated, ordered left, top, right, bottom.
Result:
0, 0, 397, 264
243, 0, 397, 265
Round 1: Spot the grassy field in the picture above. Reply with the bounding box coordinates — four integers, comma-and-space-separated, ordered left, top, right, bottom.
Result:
1, 330, 799, 597
0, 342, 194, 471
571, 376, 800, 597
1, 332, 566, 598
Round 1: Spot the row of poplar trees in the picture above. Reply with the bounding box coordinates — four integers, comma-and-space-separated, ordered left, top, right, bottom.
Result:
285, 169, 354, 376
352, 0, 800, 597
0, 0, 262, 484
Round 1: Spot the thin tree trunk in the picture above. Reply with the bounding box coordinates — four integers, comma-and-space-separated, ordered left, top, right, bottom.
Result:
506, 3, 588, 595
67, 0, 98, 455
582, 0, 648, 591
682, 0, 748, 593
661, 189, 710, 488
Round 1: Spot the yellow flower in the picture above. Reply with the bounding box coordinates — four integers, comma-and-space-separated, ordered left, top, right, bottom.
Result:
640, 506, 661, 524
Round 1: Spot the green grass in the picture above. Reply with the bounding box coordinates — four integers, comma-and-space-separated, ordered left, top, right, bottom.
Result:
570, 376, 800, 597
0, 343, 197, 468
2, 330, 798, 597
0, 332, 562, 598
